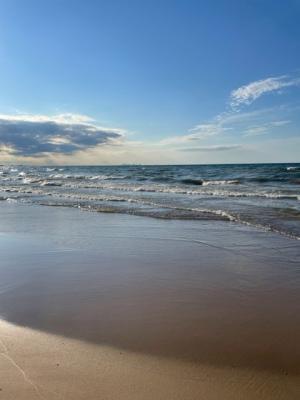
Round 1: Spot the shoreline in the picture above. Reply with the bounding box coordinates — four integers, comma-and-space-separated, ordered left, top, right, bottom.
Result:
0, 202, 299, 398
1, 162, 300, 241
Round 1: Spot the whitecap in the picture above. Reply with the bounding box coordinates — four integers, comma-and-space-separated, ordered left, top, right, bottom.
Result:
202, 180, 240, 186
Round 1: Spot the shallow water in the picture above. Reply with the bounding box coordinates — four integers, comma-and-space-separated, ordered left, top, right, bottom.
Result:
1, 163, 300, 238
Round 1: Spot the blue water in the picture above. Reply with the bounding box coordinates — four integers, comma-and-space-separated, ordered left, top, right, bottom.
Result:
1, 163, 300, 239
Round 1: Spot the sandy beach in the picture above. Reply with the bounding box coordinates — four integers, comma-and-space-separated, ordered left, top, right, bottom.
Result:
1, 0, 300, 397
1, 319, 299, 400
0, 202, 299, 399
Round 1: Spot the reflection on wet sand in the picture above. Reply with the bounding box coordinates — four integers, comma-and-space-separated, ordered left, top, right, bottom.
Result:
0, 203, 300, 376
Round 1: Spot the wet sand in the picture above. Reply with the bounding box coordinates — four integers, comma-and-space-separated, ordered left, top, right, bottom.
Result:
0, 202, 300, 398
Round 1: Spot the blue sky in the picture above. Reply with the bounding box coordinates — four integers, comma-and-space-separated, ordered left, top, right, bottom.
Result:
0, 0, 299, 164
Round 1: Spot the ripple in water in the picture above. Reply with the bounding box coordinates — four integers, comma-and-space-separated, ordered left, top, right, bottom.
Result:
0, 163, 299, 239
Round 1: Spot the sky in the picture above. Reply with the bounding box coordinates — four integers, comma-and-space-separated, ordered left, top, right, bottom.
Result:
0, 0, 299, 165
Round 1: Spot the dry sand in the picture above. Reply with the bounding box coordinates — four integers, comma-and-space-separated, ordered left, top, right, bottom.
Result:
0, 319, 299, 400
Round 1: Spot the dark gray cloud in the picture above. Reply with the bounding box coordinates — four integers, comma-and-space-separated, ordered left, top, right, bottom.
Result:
180, 144, 242, 152
0, 115, 123, 156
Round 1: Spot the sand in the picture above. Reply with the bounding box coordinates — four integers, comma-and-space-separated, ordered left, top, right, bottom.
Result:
0, 320, 299, 400
0, 202, 299, 399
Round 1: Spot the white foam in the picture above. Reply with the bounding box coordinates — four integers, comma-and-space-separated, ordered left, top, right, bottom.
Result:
202, 180, 240, 186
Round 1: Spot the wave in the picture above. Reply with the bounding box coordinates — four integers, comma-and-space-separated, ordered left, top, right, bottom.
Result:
202, 180, 240, 186
4, 170, 300, 190
1, 163, 299, 240
40, 181, 62, 187
287, 166, 300, 171
2, 186, 299, 240
37, 200, 232, 222
80, 183, 300, 200
19, 198, 299, 240
170, 178, 240, 186
180, 179, 203, 185
290, 179, 300, 185
49, 174, 86, 180
6, 197, 18, 203
226, 216, 300, 241
48, 173, 126, 181
247, 176, 300, 183
2, 177, 300, 201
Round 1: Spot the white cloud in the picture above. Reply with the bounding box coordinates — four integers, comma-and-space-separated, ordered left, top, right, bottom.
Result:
0, 113, 125, 156
163, 73, 299, 148
0, 113, 94, 124
160, 121, 234, 145
1, 73, 299, 164
230, 75, 300, 108
243, 120, 290, 137
159, 108, 280, 146
188, 123, 223, 135
180, 144, 242, 152
243, 126, 269, 137
271, 120, 291, 127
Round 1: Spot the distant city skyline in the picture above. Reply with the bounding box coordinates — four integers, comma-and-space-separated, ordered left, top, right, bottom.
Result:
0, 0, 299, 164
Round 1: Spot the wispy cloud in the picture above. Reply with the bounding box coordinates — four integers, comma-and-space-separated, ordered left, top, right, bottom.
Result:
0, 113, 125, 156
160, 123, 227, 145
271, 120, 291, 127
243, 120, 290, 137
243, 126, 269, 137
230, 75, 300, 108
162, 73, 299, 147
180, 144, 242, 152
188, 123, 224, 136
160, 108, 280, 146
1, 74, 298, 163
